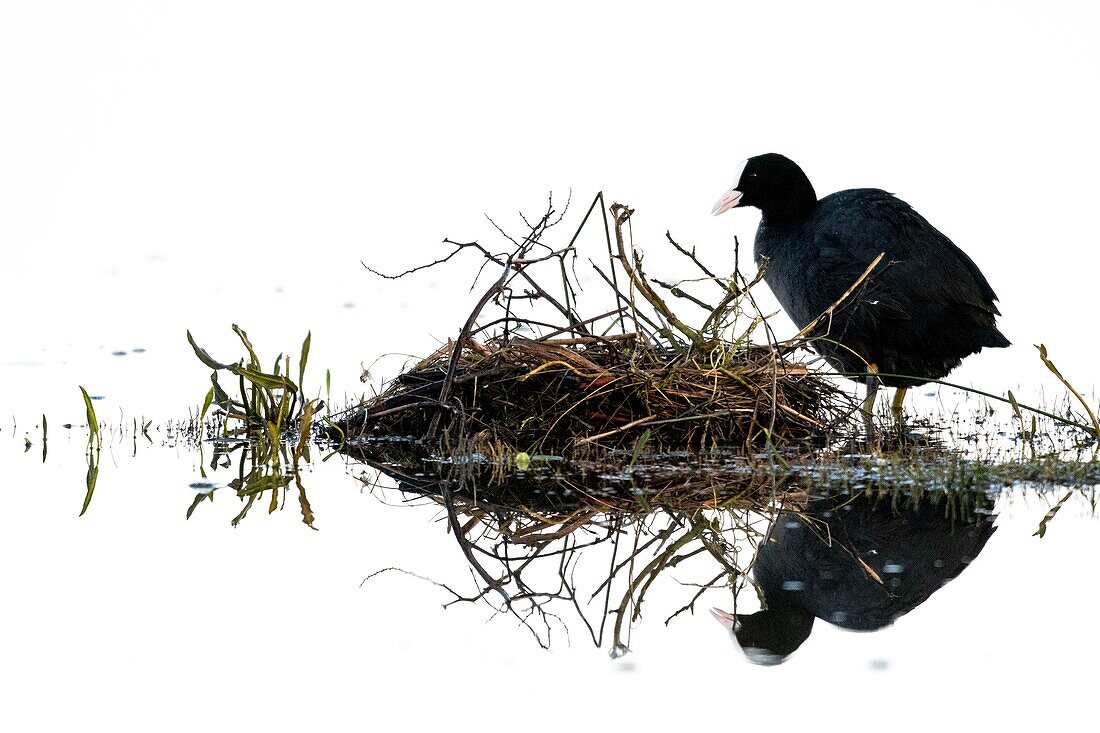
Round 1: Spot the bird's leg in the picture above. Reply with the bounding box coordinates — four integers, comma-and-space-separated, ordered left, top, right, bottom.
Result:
891, 386, 908, 429
862, 363, 880, 438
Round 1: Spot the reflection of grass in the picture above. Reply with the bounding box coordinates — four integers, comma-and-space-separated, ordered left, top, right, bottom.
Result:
187, 438, 317, 529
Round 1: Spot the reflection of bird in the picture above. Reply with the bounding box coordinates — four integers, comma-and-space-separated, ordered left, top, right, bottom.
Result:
712, 492, 996, 665
712, 154, 1009, 430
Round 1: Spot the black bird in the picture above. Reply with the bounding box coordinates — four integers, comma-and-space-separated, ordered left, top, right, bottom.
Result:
712, 153, 1010, 429
711, 492, 997, 665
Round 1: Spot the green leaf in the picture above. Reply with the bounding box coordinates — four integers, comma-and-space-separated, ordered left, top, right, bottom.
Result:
298, 331, 311, 394
1035, 343, 1100, 439
186, 330, 236, 370
232, 324, 262, 369
79, 385, 100, 448
237, 366, 298, 392
199, 387, 215, 421
1007, 390, 1023, 423
1036, 343, 1063, 380
209, 372, 236, 409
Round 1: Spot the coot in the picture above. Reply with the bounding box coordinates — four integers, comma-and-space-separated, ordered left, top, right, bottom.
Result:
712, 153, 1009, 428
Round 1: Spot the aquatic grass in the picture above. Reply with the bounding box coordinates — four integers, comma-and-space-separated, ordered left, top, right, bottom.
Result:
183, 326, 329, 529
79, 386, 100, 451
187, 325, 322, 448
1037, 343, 1100, 441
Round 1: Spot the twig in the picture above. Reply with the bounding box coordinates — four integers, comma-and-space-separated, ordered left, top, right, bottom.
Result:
575, 415, 657, 445
609, 203, 702, 347
787, 252, 886, 342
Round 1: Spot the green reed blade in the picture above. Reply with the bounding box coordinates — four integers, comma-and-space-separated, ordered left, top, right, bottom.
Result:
238, 366, 297, 393
1037, 343, 1100, 440
298, 331, 311, 395
79, 386, 100, 449
200, 386, 215, 421
232, 324, 261, 369
186, 330, 236, 370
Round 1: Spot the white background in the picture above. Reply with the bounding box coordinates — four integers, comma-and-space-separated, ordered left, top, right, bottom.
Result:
2, 1, 1098, 413
2, 2, 1098, 731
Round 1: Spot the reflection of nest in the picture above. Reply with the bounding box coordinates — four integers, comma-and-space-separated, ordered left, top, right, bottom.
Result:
351, 442, 998, 654
355, 446, 770, 652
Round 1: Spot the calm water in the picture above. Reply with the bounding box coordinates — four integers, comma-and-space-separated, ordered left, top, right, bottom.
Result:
2, 387, 1098, 731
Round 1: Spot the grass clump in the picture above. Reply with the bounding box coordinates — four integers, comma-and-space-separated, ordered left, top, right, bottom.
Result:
187, 325, 320, 448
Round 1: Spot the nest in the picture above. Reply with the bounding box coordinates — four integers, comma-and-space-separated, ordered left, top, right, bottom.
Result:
338, 335, 850, 453
336, 197, 858, 456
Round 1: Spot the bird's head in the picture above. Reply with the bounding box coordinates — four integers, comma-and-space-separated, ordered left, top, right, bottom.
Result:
710, 605, 814, 666
711, 153, 817, 221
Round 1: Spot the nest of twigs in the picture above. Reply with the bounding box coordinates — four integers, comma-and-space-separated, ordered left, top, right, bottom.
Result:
338, 335, 851, 453
336, 196, 858, 456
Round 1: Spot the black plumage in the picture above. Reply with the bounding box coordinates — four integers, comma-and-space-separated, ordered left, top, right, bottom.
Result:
712, 154, 1010, 392
713, 492, 997, 665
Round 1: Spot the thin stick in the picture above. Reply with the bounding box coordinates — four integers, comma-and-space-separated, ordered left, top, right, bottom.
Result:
788, 252, 885, 341
575, 415, 657, 445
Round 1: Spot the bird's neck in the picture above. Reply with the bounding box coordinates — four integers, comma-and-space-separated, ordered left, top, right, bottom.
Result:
760, 179, 818, 222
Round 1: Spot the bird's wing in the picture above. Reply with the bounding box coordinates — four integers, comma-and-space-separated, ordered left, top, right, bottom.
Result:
808, 230, 911, 324
814, 191, 1001, 318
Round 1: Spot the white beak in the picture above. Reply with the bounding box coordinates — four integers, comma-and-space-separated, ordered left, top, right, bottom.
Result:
710, 607, 740, 632
711, 188, 743, 216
